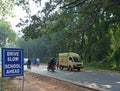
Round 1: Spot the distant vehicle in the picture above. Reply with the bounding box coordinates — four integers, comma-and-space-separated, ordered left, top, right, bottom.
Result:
24, 58, 28, 65
58, 52, 83, 71
32, 58, 40, 66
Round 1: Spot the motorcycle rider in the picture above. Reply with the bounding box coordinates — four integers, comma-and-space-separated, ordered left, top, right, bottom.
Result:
27, 58, 31, 70
52, 58, 56, 65
48, 58, 56, 69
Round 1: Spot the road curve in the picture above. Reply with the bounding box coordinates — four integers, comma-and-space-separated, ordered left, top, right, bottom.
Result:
25, 65, 120, 91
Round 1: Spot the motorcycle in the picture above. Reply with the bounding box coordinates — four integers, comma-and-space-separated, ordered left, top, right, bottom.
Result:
47, 64, 56, 72
27, 64, 31, 70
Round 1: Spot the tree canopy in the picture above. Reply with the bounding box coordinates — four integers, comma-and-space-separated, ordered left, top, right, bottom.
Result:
0, 20, 16, 47
16, 0, 120, 70
0, 0, 15, 17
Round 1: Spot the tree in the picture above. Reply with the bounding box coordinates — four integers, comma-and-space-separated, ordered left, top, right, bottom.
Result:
0, 0, 15, 17
16, 0, 120, 69
0, 20, 16, 47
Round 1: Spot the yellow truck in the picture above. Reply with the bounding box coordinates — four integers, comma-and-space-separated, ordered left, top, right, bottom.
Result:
58, 52, 83, 71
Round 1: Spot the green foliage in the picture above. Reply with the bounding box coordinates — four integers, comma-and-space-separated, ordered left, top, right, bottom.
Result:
0, 0, 15, 17
16, 0, 120, 70
0, 20, 16, 47
114, 47, 120, 70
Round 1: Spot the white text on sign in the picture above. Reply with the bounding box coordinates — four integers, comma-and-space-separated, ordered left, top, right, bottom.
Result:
7, 52, 20, 62
7, 52, 19, 56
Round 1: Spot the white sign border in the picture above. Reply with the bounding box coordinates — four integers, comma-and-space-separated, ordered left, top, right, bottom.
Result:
2, 48, 24, 77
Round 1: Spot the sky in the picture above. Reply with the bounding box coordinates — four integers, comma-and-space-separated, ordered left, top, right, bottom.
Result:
7, 0, 48, 34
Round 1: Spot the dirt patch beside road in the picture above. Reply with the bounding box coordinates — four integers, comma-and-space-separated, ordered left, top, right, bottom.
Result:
11, 71, 97, 91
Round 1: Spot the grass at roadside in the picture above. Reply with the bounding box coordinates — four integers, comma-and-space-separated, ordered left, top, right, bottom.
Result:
83, 62, 104, 71
83, 63, 120, 73
0, 78, 19, 91
0, 67, 19, 91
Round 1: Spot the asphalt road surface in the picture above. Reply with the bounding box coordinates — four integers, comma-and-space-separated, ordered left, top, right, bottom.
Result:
25, 65, 120, 91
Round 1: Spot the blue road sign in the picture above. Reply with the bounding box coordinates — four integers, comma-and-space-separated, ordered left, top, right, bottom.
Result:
2, 48, 24, 77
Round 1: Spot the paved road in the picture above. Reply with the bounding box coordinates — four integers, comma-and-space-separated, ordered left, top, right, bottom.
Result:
25, 65, 120, 91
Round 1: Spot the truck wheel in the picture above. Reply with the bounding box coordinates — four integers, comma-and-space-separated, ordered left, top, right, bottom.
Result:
77, 68, 80, 71
59, 66, 63, 70
68, 66, 72, 71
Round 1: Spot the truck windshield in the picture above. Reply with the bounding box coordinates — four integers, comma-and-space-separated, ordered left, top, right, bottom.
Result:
73, 57, 81, 62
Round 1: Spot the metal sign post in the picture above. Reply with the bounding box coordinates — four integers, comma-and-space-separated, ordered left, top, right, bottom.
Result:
22, 75, 24, 91
1, 48, 24, 91
0, 73, 2, 91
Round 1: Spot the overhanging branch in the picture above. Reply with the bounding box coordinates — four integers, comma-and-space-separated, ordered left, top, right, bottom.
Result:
60, 0, 88, 9
46, 0, 62, 16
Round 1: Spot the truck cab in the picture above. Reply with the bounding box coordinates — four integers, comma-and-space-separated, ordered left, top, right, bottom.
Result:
58, 52, 83, 71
